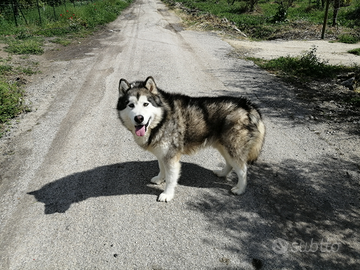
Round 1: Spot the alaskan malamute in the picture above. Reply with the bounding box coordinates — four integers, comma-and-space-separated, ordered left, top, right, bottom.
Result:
117, 77, 265, 202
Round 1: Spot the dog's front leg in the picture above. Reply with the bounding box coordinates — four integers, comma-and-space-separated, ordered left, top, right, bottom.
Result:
157, 155, 181, 202
151, 159, 165, 185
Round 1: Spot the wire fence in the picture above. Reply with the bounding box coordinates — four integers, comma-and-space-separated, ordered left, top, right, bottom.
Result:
0, 0, 94, 27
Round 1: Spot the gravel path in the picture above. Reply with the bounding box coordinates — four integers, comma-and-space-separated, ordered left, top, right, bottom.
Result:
0, 0, 359, 269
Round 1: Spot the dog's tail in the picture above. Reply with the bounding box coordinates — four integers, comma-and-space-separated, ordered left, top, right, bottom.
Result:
247, 109, 266, 164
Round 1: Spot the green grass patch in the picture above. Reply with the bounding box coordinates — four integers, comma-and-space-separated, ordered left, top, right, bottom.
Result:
251, 47, 346, 79
50, 38, 72, 46
5, 38, 44, 55
0, 65, 13, 74
348, 48, 360, 55
338, 33, 360, 44
0, 80, 26, 125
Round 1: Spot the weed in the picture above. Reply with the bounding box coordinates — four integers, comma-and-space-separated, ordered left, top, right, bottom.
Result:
50, 38, 72, 46
348, 48, 360, 56
350, 96, 360, 106
252, 46, 344, 79
0, 65, 13, 75
5, 38, 44, 55
16, 67, 37, 76
338, 33, 360, 44
0, 80, 25, 124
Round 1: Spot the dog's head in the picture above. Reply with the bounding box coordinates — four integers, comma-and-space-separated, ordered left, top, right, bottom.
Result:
117, 76, 163, 137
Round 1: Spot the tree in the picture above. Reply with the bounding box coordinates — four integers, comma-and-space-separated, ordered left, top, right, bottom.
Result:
332, 0, 341, 26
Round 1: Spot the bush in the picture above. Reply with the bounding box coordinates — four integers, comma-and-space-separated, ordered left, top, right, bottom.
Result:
348, 48, 360, 55
256, 47, 343, 78
0, 80, 25, 124
338, 33, 360, 44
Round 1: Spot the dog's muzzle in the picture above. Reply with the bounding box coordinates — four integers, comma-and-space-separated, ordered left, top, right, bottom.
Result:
134, 116, 151, 137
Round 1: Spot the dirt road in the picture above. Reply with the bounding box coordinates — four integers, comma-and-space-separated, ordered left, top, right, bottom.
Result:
1, 0, 359, 269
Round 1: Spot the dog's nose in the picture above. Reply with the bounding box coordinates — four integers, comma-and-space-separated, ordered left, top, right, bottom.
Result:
134, 115, 144, 124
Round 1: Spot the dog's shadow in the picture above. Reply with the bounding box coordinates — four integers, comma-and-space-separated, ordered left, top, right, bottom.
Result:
28, 161, 232, 214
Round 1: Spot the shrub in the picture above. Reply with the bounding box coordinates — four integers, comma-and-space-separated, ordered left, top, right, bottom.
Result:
256, 47, 343, 78
0, 80, 25, 123
338, 33, 360, 44
348, 48, 360, 56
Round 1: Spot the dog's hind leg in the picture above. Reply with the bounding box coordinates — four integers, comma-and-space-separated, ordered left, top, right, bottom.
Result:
213, 145, 232, 177
231, 162, 247, 195
157, 154, 181, 202
215, 145, 248, 195
151, 159, 165, 185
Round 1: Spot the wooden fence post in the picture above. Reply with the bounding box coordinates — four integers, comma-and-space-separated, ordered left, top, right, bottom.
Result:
321, 0, 330, 39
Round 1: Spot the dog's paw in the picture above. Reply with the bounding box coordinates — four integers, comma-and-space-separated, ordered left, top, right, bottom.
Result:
157, 192, 174, 202
231, 186, 245, 195
151, 175, 165, 185
213, 169, 228, 178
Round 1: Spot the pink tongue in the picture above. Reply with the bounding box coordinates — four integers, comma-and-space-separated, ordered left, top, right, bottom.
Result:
135, 125, 146, 136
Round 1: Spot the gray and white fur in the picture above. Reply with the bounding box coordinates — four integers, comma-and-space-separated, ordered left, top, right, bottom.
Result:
117, 76, 265, 202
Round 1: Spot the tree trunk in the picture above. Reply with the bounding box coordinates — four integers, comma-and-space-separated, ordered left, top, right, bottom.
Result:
332, 0, 340, 27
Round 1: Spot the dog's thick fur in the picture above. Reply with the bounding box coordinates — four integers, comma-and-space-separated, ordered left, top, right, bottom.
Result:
117, 77, 265, 202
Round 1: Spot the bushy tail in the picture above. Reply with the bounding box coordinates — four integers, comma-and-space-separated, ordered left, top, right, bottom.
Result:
247, 111, 265, 164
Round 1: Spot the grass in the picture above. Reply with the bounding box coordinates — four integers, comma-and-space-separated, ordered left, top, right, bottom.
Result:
166, 0, 360, 40
338, 33, 360, 44
349, 48, 360, 55
0, 0, 132, 136
249, 47, 360, 107
50, 38, 72, 46
5, 38, 44, 55
0, 81, 26, 136
251, 46, 346, 79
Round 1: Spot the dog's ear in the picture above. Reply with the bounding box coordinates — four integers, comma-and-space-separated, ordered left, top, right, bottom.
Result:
119, 79, 130, 95
145, 76, 158, 94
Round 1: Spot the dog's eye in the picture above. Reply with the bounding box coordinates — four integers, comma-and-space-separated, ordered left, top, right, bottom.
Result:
128, 103, 134, 108
143, 103, 149, 107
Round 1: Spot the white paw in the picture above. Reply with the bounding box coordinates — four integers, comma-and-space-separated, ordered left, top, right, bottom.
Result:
151, 175, 165, 185
157, 192, 174, 202
231, 186, 245, 195
213, 169, 228, 178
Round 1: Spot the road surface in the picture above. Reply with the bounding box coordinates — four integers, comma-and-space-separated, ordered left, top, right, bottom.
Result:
0, 0, 359, 269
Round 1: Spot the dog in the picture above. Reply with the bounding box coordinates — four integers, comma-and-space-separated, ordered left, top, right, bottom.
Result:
117, 76, 265, 202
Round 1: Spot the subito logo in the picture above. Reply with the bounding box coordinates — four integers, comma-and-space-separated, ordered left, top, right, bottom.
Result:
272, 238, 289, 254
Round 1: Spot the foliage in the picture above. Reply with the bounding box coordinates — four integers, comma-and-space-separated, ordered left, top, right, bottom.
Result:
337, 33, 360, 43
271, 2, 288, 23
5, 37, 44, 54
0, 0, 132, 35
0, 80, 25, 125
168, 0, 360, 40
348, 48, 360, 55
252, 46, 345, 79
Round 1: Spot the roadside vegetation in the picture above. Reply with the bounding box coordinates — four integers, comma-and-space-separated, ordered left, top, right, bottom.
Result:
165, 0, 360, 118
0, 0, 132, 136
164, 0, 360, 41
251, 46, 351, 79
249, 47, 360, 106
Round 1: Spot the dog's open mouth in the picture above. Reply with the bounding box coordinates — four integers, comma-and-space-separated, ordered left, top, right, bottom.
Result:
135, 118, 151, 137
